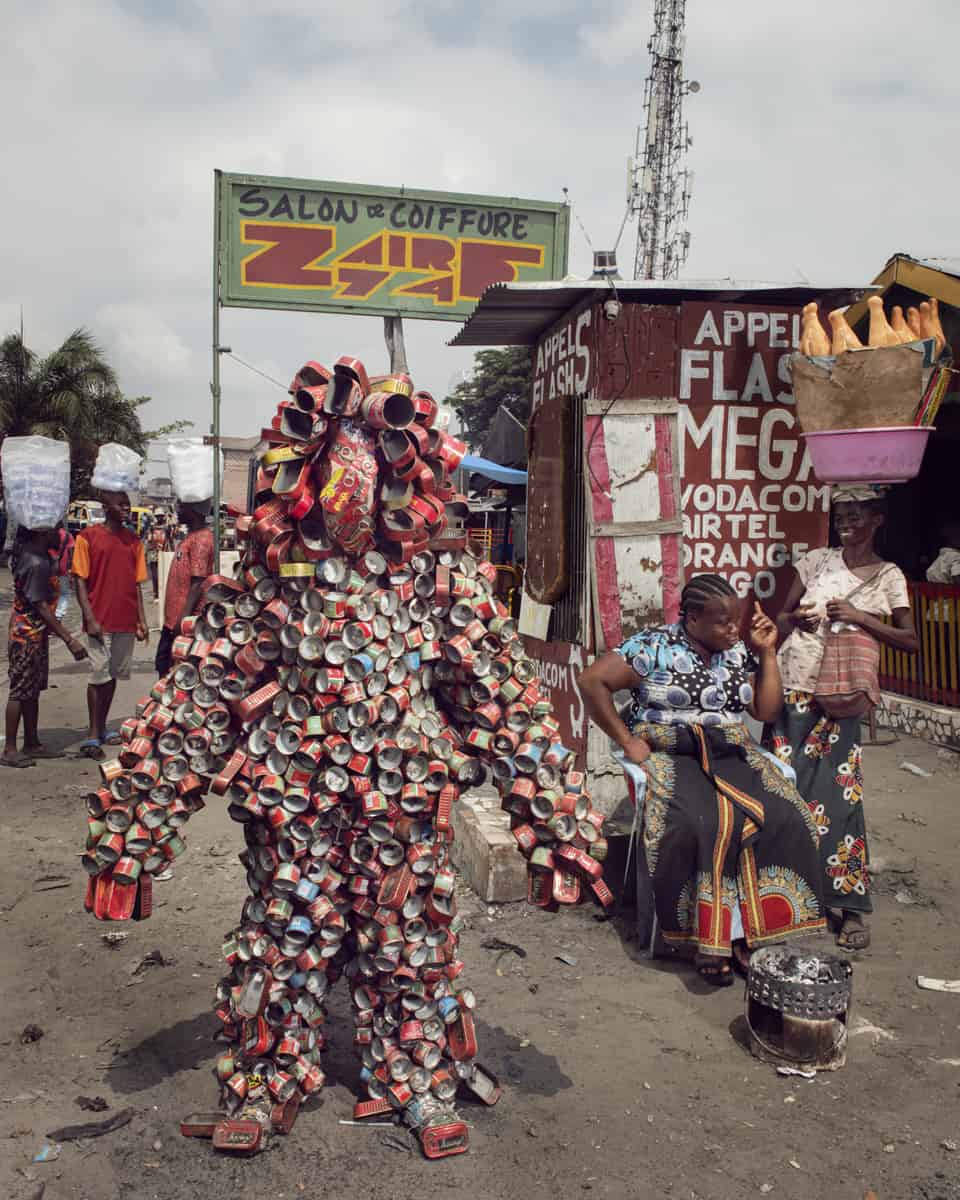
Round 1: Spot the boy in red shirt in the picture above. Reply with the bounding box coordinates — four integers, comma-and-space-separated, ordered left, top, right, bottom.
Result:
155, 500, 214, 676
73, 490, 149, 758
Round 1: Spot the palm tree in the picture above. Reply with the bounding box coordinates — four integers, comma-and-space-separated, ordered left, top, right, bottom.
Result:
0, 327, 149, 497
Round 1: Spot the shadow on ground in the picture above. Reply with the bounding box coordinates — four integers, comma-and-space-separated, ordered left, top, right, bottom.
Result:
474, 1017, 573, 1096
107, 1009, 219, 1092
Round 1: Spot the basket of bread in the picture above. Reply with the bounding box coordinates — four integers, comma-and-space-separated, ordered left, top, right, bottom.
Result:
792, 296, 951, 484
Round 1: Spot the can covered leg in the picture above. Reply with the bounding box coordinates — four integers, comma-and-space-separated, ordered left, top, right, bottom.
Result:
344, 791, 476, 1156
210, 810, 332, 1141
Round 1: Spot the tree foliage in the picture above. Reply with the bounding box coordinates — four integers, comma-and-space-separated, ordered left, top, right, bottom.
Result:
0, 327, 189, 498
446, 347, 532, 450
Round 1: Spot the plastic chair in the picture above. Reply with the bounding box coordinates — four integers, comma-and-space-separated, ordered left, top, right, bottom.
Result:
622, 765, 660, 958
635, 839, 660, 957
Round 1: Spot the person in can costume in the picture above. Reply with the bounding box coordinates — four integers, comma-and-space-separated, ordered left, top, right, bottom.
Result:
79, 357, 611, 1158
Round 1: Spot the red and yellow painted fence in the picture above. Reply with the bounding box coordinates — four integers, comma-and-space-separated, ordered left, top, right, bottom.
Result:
879, 582, 960, 707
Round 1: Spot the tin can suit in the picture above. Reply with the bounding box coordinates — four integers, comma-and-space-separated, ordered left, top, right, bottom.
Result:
79, 356, 611, 1157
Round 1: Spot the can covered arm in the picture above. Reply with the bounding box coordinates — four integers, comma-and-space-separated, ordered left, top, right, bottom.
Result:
579, 652, 651, 767
441, 628, 614, 909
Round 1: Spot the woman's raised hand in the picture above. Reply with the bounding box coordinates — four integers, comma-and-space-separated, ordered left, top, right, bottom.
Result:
748, 601, 779, 655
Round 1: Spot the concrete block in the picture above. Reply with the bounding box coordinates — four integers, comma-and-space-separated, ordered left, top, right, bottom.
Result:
450, 791, 527, 904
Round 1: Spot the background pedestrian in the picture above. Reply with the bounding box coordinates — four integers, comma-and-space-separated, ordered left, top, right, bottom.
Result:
4, 526, 87, 767
155, 500, 213, 676
72, 489, 149, 759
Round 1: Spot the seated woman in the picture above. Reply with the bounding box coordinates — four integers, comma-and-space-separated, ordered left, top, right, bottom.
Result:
579, 574, 825, 985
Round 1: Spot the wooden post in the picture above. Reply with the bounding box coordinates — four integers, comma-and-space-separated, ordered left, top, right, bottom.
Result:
383, 315, 408, 374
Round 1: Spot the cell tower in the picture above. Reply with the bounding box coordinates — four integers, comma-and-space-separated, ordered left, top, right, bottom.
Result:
629, 0, 698, 280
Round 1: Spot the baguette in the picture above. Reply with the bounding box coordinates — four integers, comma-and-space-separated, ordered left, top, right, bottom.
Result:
867, 295, 901, 348
801, 302, 830, 356
890, 305, 915, 344
919, 297, 946, 355
828, 309, 863, 354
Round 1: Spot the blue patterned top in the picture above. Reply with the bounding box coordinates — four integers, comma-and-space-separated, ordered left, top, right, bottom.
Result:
615, 623, 759, 727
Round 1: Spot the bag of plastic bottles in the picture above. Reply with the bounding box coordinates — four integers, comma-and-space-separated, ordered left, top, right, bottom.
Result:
0, 436, 71, 530
167, 438, 220, 503
90, 443, 142, 493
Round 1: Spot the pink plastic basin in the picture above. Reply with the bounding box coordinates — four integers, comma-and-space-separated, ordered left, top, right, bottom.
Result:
801, 426, 932, 485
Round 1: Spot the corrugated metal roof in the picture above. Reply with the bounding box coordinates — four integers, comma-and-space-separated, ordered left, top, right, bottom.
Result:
449, 277, 877, 347
903, 255, 960, 279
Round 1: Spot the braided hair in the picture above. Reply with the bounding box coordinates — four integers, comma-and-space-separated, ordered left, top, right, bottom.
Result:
679, 573, 736, 619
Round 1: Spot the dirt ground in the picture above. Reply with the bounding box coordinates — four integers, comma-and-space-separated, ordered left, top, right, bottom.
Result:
1, 581, 959, 1200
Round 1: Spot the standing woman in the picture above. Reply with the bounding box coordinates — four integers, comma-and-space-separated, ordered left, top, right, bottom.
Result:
771, 488, 918, 950
3, 527, 88, 767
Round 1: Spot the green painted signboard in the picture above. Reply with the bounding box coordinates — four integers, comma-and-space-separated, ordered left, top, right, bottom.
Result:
215, 172, 569, 322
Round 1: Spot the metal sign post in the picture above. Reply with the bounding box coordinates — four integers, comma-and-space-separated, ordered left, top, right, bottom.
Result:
211, 170, 224, 570
383, 315, 408, 374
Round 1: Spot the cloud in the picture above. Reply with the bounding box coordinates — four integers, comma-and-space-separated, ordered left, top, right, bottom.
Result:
3, 0, 960, 449
95, 303, 193, 380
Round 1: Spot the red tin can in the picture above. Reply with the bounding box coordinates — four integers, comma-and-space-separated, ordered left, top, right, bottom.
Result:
212, 1120, 263, 1156
419, 1120, 469, 1159
180, 1111, 224, 1139
462, 1062, 503, 1106
448, 1011, 478, 1061
354, 1096, 392, 1120
552, 868, 581, 905
511, 824, 537, 855
556, 843, 603, 881
270, 1094, 302, 1135
378, 864, 414, 910
236, 682, 282, 723
399, 1019, 425, 1044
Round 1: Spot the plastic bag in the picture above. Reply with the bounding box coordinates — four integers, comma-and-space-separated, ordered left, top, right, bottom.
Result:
0, 436, 70, 531
167, 438, 220, 503
90, 443, 142, 494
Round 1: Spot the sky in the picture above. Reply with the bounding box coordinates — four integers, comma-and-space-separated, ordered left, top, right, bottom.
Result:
3, 0, 958, 474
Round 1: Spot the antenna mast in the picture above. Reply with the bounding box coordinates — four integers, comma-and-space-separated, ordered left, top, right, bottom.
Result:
629, 0, 697, 280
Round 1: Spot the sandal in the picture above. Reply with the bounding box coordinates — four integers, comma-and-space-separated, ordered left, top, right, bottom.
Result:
837, 917, 871, 951
732, 941, 752, 978
23, 746, 65, 760
696, 955, 734, 987
0, 752, 36, 769
101, 731, 122, 747
79, 738, 104, 760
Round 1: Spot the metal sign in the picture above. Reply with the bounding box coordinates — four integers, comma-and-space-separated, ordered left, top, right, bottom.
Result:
216, 172, 569, 321
678, 302, 831, 610
521, 636, 588, 765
